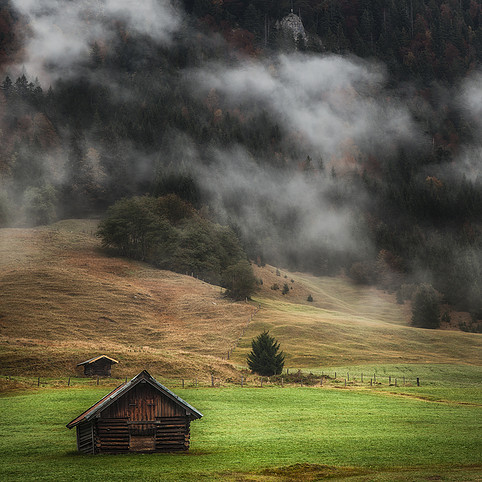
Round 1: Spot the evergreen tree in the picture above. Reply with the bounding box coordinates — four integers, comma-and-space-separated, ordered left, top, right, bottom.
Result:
247, 331, 285, 376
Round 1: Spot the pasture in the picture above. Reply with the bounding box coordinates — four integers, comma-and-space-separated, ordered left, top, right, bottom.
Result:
0, 367, 481, 481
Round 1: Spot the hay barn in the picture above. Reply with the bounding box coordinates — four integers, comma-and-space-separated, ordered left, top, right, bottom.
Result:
66, 370, 203, 454
77, 355, 118, 377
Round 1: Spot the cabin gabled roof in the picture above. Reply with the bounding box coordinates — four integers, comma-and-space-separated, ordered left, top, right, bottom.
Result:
77, 355, 119, 366
66, 370, 203, 428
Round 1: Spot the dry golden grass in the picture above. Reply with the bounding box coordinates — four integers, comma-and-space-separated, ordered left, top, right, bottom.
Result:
229, 264, 482, 368
0, 220, 480, 380
0, 220, 253, 379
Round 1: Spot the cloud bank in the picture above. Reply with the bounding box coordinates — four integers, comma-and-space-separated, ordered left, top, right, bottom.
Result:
193, 54, 420, 162
12, 0, 181, 81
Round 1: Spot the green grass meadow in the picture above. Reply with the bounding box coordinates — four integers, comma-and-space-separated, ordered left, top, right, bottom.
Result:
1, 368, 481, 481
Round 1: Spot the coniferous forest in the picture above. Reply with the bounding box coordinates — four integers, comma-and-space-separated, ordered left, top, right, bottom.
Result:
0, 0, 481, 321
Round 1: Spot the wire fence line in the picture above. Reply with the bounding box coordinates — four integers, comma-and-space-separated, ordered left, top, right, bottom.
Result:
1, 371, 422, 390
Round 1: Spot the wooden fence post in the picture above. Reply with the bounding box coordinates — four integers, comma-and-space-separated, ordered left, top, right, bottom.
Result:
182, 379, 184, 388
320, 378, 323, 386
374, 373, 376, 383
395, 379, 397, 387
195, 378, 198, 388
344, 379, 347, 387
334, 372, 337, 379
417, 378, 420, 386
241, 376, 244, 387
68, 377, 71, 387
361, 373, 363, 382
347, 372, 349, 381
370, 378, 373, 386
37, 377, 40, 387
211, 374, 214, 387
403, 376, 405, 386
281, 377, 284, 388
97, 377, 99, 385
389, 376, 391, 385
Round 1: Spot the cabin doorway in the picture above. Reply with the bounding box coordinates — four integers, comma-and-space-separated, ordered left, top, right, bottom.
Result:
128, 422, 156, 452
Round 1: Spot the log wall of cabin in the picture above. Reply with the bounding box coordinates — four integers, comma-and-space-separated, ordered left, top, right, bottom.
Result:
96, 419, 129, 453
84, 360, 113, 377
95, 383, 191, 453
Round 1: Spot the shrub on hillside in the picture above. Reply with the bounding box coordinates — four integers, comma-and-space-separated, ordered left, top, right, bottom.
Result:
411, 284, 441, 329
23, 185, 57, 226
222, 259, 257, 300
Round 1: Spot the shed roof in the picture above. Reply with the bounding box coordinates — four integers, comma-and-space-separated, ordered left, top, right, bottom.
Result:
77, 355, 119, 366
66, 370, 203, 428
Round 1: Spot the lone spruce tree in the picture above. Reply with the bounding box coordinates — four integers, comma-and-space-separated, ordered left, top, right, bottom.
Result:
247, 331, 285, 376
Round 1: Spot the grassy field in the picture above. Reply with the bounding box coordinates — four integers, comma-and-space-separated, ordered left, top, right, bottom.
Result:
0, 379, 481, 481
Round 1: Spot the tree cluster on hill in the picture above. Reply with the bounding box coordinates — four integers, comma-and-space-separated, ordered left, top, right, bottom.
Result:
97, 194, 257, 300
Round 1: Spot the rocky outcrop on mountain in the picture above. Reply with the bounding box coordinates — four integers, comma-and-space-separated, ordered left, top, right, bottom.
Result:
277, 11, 307, 45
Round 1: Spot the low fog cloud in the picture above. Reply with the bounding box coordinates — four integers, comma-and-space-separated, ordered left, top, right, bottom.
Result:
455, 72, 482, 183
12, 0, 181, 81
193, 54, 420, 162
196, 146, 361, 255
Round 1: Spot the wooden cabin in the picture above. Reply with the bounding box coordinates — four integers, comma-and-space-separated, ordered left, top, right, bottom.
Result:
66, 370, 203, 454
77, 355, 118, 377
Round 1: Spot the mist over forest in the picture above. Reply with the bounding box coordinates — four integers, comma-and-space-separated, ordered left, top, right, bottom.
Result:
0, 0, 480, 321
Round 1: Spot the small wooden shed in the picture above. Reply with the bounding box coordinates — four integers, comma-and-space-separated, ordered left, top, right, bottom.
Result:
77, 355, 118, 377
66, 370, 203, 454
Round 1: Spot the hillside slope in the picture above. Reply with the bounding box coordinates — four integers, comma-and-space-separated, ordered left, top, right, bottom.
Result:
234, 265, 482, 368
0, 220, 480, 380
0, 220, 254, 379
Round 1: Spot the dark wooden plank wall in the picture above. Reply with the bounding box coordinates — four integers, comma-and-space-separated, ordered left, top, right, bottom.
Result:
84, 359, 113, 377
93, 383, 192, 453
100, 383, 186, 420
96, 419, 129, 454
77, 422, 94, 454
155, 417, 191, 452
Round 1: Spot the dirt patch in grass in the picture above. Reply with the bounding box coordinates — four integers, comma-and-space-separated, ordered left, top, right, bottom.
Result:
260, 462, 369, 480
